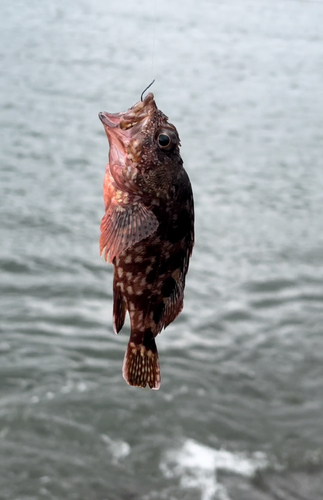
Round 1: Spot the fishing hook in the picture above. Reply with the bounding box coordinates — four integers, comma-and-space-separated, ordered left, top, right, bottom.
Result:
141, 79, 155, 101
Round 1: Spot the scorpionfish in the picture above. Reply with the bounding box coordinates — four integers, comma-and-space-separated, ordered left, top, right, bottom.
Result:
99, 92, 194, 390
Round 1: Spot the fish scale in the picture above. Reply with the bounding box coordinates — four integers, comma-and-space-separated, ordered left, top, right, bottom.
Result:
99, 92, 194, 389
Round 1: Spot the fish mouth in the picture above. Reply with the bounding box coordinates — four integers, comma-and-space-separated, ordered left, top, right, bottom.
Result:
99, 92, 157, 140
98, 111, 123, 129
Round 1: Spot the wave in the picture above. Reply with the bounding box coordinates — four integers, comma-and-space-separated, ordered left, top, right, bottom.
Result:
159, 438, 268, 500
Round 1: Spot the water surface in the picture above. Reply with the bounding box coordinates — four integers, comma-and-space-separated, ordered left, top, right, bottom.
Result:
1, 0, 323, 498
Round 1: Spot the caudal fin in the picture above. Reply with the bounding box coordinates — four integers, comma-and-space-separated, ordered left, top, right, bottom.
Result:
122, 340, 161, 390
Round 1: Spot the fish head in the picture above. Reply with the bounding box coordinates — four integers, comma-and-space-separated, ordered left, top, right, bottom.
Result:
99, 93, 182, 180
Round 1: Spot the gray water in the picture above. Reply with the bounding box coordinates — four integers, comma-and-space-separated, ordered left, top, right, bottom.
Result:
1, 0, 323, 498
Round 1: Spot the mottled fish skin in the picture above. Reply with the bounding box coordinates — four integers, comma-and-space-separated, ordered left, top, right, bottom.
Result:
99, 93, 194, 390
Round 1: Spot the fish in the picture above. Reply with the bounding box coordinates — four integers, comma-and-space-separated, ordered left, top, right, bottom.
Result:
98, 92, 194, 390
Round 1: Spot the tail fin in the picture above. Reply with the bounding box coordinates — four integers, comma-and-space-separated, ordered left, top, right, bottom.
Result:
122, 338, 161, 390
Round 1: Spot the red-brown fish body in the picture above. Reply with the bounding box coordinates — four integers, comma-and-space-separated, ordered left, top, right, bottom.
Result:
99, 93, 194, 390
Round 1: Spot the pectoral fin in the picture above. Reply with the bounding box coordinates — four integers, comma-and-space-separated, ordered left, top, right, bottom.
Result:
100, 202, 158, 262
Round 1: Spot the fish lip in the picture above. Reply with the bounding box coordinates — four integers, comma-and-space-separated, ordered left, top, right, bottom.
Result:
98, 111, 122, 128
99, 112, 131, 152
99, 111, 130, 151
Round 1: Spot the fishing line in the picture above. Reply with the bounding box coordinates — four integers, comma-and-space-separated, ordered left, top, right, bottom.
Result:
140, 0, 157, 100
151, 0, 157, 79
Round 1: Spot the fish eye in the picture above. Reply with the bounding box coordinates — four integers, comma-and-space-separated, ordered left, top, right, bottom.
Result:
158, 133, 171, 148
155, 128, 178, 152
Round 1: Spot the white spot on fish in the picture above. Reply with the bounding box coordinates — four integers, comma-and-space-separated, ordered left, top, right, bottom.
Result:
135, 245, 144, 254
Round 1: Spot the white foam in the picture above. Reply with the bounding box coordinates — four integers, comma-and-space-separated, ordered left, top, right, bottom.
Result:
160, 438, 268, 500
101, 434, 131, 464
